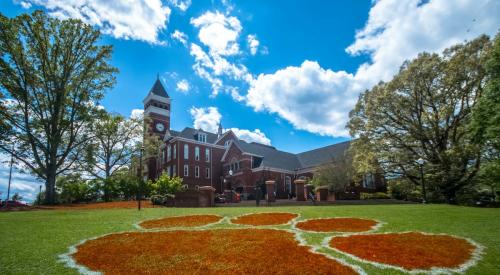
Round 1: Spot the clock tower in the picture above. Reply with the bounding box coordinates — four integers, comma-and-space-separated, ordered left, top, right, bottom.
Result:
143, 76, 170, 140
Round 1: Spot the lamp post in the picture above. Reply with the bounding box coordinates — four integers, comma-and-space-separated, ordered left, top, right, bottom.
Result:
416, 158, 427, 204
4, 145, 14, 208
138, 145, 145, 211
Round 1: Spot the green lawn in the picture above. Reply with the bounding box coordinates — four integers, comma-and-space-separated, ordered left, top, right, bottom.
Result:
0, 204, 499, 274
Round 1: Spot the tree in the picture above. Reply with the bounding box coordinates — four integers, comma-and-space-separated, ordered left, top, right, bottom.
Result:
0, 11, 117, 204
11, 192, 22, 201
311, 155, 354, 193
347, 35, 493, 203
56, 174, 95, 204
469, 34, 500, 198
82, 112, 142, 200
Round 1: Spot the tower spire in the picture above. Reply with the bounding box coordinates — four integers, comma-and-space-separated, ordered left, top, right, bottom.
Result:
217, 123, 223, 137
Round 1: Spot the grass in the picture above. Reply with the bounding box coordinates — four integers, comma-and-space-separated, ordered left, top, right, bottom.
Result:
0, 204, 499, 274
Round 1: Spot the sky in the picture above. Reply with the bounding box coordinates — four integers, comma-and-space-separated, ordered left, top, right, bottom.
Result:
1, 0, 500, 201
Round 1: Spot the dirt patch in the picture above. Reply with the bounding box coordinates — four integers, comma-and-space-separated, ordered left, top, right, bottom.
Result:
231, 213, 298, 226
139, 215, 223, 229
296, 218, 378, 232
47, 200, 153, 210
330, 232, 476, 270
73, 229, 357, 274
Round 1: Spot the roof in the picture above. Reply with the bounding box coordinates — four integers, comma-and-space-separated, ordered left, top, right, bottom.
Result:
231, 139, 350, 171
234, 140, 302, 171
297, 140, 351, 168
171, 127, 219, 143
149, 78, 169, 98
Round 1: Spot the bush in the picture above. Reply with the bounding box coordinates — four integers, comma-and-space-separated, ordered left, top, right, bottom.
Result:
388, 179, 414, 200
150, 173, 184, 196
360, 192, 390, 200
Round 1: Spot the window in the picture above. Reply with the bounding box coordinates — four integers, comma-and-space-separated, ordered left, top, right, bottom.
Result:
198, 133, 207, 143
224, 140, 232, 148
167, 145, 171, 162
205, 167, 210, 179
166, 165, 171, 177
205, 148, 210, 162
285, 176, 291, 193
183, 165, 189, 176
173, 144, 176, 159
173, 165, 176, 176
162, 150, 165, 164
184, 144, 189, 159
195, 146, 200, 161
195, 166, 199, 178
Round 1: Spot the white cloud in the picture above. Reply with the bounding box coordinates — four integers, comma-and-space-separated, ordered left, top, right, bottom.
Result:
190, 43, 252, 99
246, 0, 500, 137
130, 109, 144, 120
190, 11, 242, 56
247, 34, 260, 55
190, 106, 222, 133
15, 0, 32, 9
247, 60, 355, 136
189, 106, 271, 144
168, 0, 191, 12
176, 79, 190, 93
228, 128, 271, 145
20, 0, 171, 44
171, 30, 188, 46
0, 153, 41, 203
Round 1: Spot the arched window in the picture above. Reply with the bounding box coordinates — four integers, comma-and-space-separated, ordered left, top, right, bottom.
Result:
184, 144, 189, 159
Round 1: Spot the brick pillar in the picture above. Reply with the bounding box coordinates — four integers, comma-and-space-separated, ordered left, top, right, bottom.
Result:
294, 179, 305, 201
199, 186, 215, 207
316, 186, 329, 201
265, 180, 276, 203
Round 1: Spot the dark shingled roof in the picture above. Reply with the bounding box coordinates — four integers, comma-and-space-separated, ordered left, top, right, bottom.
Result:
297, 140, 351, 169
149, 78, 169, 98
235, 140, 302, 171
173, 127, 219, 143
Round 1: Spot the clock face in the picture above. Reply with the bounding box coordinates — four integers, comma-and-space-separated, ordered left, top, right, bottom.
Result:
155, 123, 165, 132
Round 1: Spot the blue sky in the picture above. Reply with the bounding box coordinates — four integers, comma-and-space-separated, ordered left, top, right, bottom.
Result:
1, 0, 500, 201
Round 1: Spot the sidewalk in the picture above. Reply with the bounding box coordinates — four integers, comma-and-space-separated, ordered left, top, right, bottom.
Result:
216, 199, 416, 207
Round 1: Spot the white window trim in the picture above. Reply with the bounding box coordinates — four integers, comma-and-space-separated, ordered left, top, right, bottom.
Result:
195, 146, 200, 161
205, 167, 210, 179
184, 144, 189, 160
184, 165, 189, 177
195, 166, 199, 178
205, 148, 210, 162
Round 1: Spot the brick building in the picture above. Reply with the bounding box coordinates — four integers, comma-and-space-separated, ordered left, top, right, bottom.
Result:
143, 78, 386, 199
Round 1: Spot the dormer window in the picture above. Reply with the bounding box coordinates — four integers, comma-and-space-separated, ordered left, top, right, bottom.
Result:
198, 133, 207, 143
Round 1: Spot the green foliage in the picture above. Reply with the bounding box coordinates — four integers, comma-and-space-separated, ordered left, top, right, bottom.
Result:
348, 35, 494, 203
11, 192, 23, 201
311, 154, 354, 192
83, 112, 142, 181
469, 34, 500, 195
388, 179, 415, 200
360, 192, 390, 200
56, 174, 97, 204
150, 174, 184, 196
0, 10, 117, 204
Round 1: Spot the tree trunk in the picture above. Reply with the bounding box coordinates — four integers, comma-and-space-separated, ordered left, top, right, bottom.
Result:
44, 173, 57, 205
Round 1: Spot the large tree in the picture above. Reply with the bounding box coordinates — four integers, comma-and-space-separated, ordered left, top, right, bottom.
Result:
347, 35, 493, 203
82, 112, 142, 201
0, 11, 117, 204
469, 34, 500, 196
